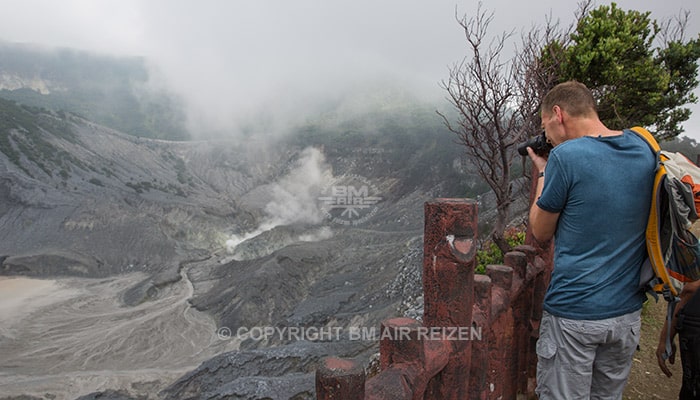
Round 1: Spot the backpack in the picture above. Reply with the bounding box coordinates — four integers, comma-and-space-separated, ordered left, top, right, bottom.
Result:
632, 126, 700, 358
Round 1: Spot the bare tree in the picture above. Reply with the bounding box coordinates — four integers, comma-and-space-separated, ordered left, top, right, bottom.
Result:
513, 14, 571, 133
437, 5, 573, 253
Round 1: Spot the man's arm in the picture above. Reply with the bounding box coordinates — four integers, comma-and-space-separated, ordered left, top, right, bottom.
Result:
530, 203, 560, 242
657, 280, 700, 377
527, 148, 560, 242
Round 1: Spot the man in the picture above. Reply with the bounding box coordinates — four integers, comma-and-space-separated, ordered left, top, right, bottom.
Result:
658, 280, 700, 399
527, 80, 656, 399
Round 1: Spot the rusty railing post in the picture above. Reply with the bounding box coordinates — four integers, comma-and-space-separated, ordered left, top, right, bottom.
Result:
469, 274, 492, 399
316, 357, 365, 400
422, 199, 477, 399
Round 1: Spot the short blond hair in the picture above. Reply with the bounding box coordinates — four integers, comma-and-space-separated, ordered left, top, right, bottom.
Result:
541, 81, 598, 118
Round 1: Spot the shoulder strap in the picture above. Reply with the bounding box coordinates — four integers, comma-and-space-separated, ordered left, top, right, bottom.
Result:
630, 126, 677, 295
630, 126, 685, 360
631, 126, 661, 153
631, 125, 665, 176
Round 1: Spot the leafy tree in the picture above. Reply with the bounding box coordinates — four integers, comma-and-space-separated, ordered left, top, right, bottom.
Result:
553, 3, 700, 140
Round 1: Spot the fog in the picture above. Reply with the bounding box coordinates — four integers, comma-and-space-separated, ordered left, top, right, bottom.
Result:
0, 0, 699, 137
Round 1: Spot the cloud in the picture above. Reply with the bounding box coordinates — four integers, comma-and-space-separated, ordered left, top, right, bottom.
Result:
129, 1, 467, 135
0, 0, 699, 137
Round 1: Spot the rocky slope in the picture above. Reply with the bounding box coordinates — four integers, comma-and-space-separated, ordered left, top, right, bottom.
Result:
0, 98, 504, 399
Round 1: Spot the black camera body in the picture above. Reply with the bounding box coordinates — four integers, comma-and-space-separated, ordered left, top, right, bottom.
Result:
517, 131, 552, 156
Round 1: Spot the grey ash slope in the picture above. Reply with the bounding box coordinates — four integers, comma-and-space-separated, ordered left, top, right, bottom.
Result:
0, 99, 480, 399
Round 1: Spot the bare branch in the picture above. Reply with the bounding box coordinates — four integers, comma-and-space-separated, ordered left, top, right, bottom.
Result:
659, 9, 691, 45
440, 3, 568, 252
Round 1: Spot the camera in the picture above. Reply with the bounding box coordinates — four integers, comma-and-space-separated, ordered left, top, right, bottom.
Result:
517, 131, 552, 157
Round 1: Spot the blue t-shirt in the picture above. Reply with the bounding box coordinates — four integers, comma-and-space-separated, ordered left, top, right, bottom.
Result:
536, 129, 655, 320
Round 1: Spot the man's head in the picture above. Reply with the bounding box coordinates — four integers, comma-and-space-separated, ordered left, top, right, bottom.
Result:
541, 81, 599, 145
541, 80, 598, 118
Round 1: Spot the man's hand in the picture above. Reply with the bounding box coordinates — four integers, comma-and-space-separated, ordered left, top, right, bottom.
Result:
526, 146, 548, 172
656, 281, 700, 377
657, 330, 676, 378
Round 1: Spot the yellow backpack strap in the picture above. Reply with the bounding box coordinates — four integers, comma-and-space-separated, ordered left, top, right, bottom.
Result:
631, 126, 661, 153
631, 126, 683, 359
631, 126, 667, 170
630, 126, 680, 297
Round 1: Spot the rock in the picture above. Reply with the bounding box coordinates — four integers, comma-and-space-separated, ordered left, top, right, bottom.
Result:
161, 341, 373, 400
76, 390, 142, 400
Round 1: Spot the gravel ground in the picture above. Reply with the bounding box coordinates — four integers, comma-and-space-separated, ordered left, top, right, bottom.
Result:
624, 297, 683, 399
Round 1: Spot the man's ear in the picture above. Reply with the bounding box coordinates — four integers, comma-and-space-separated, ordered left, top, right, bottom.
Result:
552, 105, 564, 123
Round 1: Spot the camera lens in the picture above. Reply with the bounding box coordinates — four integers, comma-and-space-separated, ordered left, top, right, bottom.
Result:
517, 131, 551, 157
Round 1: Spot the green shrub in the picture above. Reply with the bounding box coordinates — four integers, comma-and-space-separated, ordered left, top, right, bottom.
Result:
475, 227, 526, 274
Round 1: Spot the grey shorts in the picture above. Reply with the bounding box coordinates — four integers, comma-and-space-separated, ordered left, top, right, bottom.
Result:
536, 309, 642, 400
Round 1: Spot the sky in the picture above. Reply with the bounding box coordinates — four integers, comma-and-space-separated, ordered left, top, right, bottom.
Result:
0, 0, 699, 139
